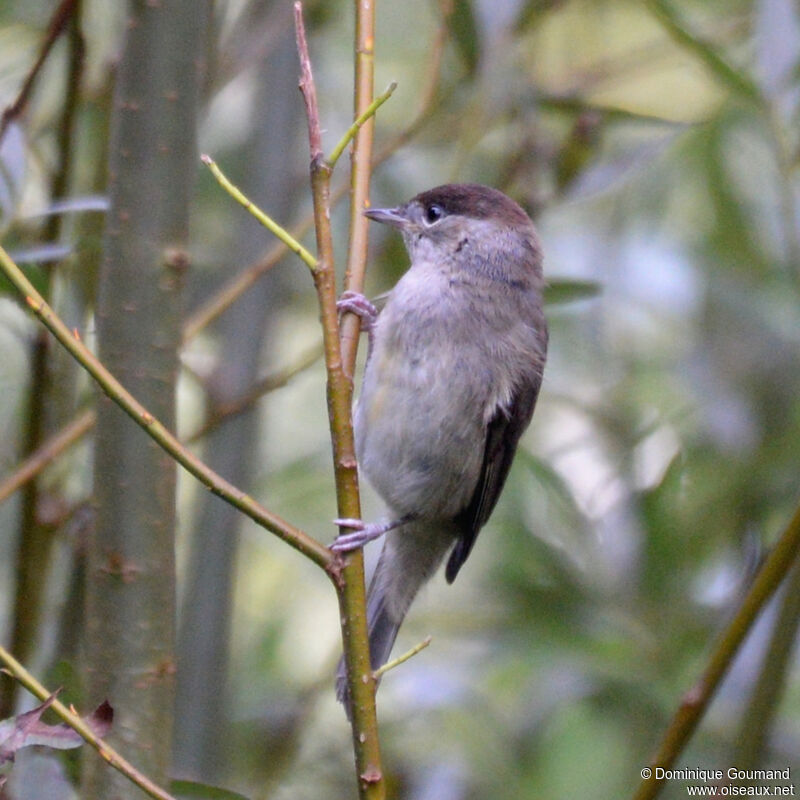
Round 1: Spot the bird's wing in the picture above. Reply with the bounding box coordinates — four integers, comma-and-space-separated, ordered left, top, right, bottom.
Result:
445, 378, 542, 584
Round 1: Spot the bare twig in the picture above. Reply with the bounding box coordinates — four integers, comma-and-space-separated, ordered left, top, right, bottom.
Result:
182, 4, 451, 345
734, 558, 800, 767
0, 646, 177, 800
337, 0, 377, 380
632, 500, 800, 800
0, 244, 331, 569
187, 341, 324, 443
0, 0, 79, 141
201, 155, 317, 270
294, 4, 323, 162
0, 408, 95, 506
294, 2, 384, 796
182, 227, 313, 344
373, 636, 432, 681
328, 82, 397, 168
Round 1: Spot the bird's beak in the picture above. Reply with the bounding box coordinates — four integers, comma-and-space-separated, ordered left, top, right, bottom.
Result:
364, 206, 408, 229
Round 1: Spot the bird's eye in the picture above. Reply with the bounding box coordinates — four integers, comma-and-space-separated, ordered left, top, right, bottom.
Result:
423, 203, 444, 225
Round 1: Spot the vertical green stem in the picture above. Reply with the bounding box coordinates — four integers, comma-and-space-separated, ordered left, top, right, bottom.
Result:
294, 2, 385, 795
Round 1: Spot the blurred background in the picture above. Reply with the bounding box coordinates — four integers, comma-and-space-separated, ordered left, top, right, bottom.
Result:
0, 0, 798, 798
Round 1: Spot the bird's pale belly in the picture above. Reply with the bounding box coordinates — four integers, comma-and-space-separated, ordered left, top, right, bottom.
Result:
355, 345, 485, 519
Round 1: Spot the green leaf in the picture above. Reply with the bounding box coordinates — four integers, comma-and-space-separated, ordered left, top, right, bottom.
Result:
544, 279, 602, 306
451, 0, 480, 77
171, 779, 252, 800
515, 449, 587, 533
646, 0, 762, 102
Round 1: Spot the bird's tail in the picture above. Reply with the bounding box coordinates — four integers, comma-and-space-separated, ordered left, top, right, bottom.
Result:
335, 521, 455, 713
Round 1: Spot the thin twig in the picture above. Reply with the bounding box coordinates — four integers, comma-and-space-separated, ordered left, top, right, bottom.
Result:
201, 155, 317, 270
328, 82, 397, 167
0, 243, 331, 569
734, 558, 800, 767
182, 5, 452, 344
294, 3, 323, 162
338, 0, 377, 381
187, 341, 324, 443
632, 500, 800, 800
182, 224, 312, 344
294, 2, 384, 796
0, 0, 79, 141
373, 636, 432, 681
0, 408, 95, 506
0, 646, 177, 800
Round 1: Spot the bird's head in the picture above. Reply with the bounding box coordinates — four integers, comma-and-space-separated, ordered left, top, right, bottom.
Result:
365, 183, 543, 284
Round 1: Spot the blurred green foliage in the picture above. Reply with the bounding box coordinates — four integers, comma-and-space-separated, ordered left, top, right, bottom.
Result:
0, 0, 798, 798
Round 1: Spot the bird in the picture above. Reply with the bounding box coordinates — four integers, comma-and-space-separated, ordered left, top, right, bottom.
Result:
332, 183, 548, 708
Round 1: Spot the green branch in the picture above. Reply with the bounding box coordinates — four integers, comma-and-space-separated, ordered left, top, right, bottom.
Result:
633, 499, 800, 800
645, 0, 761, 102
0, 244, 331, 569
292, 1, 384, 796
327, 81, 397, 167
201, 154, 318, 271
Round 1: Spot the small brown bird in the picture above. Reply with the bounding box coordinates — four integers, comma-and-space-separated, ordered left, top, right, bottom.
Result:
334, 183, 548, 706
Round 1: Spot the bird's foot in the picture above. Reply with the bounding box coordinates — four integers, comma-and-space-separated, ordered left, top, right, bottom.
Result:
331, 515, 413, 551
337, 291, 378, 332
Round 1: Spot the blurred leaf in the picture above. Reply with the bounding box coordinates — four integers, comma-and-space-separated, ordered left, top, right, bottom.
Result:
544, 278, 602, 306
171, 779, 252, 800
539, 94, 692, 127
451, 0, 479, 77
515, 0, 563, 32
24, 194, 109, 219
646, 0, 762, 102
7, 244, 72, 264
695, 111, 772, 278
506, 448, 591, 573
555, 111, 604, 192
564, 130, 681, 201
